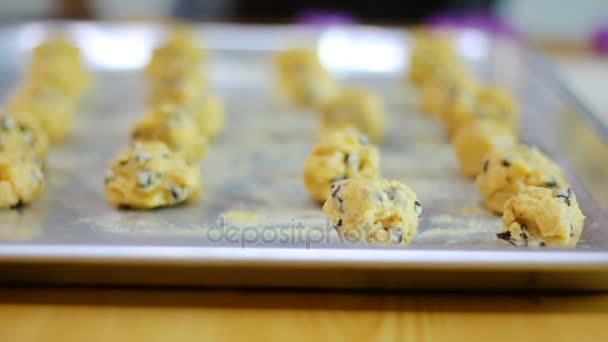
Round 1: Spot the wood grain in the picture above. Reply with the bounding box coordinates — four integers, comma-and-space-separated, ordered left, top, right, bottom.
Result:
0, 288, 606, 341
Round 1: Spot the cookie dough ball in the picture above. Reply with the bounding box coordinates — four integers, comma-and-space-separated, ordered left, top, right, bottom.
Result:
149, 70, 205, 104
0, 157, 45, 209
104, 141, 202, 209
146, 32, 205, 81
420, 70, 478, 118
8, 83, 77, 143
319, 88, 386, 142
26, 66, 90, 99
30, 38, 91, 96
275, 48, 338, 108
0, 114, 49, 162
452, 121, 516, 178
476, 145, 568, 214
443, 86, 518, 137
499, 186, 585, 248
190, 94, 225, 140
152, 93, 225, 140
131, 104, 208, 164
409, 32, 460, 87
323, 178, 422, 245
304, 128, 379, 202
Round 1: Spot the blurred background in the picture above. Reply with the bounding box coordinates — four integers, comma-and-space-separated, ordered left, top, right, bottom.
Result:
0, 0, 605, 44
0, 0, 606, 113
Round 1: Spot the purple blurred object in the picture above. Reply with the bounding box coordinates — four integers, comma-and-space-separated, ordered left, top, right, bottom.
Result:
296, 9, 357, 26
427, 11, 519, 38
592, 26, 608, 55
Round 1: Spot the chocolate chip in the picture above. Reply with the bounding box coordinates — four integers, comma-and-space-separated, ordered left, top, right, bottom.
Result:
520, 225, 529, 246
540, 242, 546, 247
570, 224, 575, 237
483, 160, 489, 173
496, 231, 512, 241
10, 200, 24, 211
502, 159, 511, 167
388, 228, 403, 244
414, 200, 422, 217
544, 177, 558, 188
170, 185, 188, 202
136, 170, 155, 189
555, 188, 573, 206
336, 219, 342, 228
331, 184, 341, 198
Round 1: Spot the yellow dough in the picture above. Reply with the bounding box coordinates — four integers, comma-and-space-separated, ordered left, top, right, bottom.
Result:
104, 141, 202, 209
499, 186, 585, 248
152, 93, 225, 140
0, 114, 49, 162
30, 38, 90, 96
452, 121, 516, 178
190, 94, 225, 140
476, 144, 568, 214
319, 88, 386, 142
275, 48, 338, 108
0, 157, 45, 209
8, 83, 78, 143
322, 178, 422, 245
304, 128, 379, 202
131, 104, 208, 164
409, 32, 460, 87
146, 31, 205, 82
420, 70, 478, 118
149, 70, 205, 104
443, 86, 518, 137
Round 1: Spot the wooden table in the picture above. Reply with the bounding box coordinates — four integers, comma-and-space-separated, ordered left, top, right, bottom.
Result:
0, 288, 607, 341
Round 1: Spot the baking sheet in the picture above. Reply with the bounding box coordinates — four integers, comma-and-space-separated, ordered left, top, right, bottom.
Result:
0, 23, 607, 289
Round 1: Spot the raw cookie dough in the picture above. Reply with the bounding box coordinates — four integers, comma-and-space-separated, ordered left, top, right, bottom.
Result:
104, 141, 202, 209
146, 31, 205, 81
499, 186, 585, 248
319, 88, 386, 142
8, 83, 78, 143
420, 70, 478, 118
443, 86, 518, 137
190, 94, 225, 140
131, 104, 208, 164
0, 114, 49, 162
476, 144, 568, 214
275, 48, 338, 108
149, 70, 206, 104
30, 38, 90, 96
322, 178, 422, 245
409, 32, 460, 87
304, 128, 379, 202
0, 157, 44, 209
452, 120, 516, 178
151, 93, 225, 140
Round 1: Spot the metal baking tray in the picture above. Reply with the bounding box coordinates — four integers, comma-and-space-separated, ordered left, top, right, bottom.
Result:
0, 22, 607, 290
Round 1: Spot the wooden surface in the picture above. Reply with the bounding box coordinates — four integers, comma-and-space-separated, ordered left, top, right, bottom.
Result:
0, 288, 607, 341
